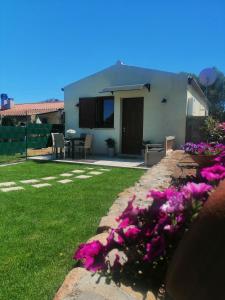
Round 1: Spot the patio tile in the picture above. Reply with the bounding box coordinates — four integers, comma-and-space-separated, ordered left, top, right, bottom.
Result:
20, 179, 40, 184
58, 179, 73, 184
0, 181, 16, 187
88, 171, 103, 175
32, 183, 51, 188
75, 175, 92, 179
60, 173, 73, 177
42, 176, 57, 180
1, 186, 24, 192
71, 170, 85, 173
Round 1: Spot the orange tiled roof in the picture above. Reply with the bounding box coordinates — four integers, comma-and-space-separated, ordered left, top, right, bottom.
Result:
0, 101, 64, 116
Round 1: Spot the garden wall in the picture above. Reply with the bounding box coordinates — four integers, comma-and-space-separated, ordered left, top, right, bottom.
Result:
185, 116, 207, 143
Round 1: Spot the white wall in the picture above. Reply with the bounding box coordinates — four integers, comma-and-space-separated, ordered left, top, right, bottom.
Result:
64, 63, 188, 154
186, 87, 208, 116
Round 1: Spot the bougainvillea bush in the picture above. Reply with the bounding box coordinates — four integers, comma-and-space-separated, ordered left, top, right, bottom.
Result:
74, 182, 212, 288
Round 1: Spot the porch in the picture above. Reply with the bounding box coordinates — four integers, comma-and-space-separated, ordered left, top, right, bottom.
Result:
29, 154, 147, 169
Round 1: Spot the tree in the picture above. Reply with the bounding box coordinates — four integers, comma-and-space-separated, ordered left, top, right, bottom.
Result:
197, 68, 225, 120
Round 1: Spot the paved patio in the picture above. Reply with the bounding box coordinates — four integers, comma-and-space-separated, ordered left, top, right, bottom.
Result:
29, 154, 147, 169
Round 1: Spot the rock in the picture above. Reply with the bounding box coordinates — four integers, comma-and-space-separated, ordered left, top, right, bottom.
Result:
54, 268, 89, 300
87, 232, 109, 245
97, 215, 118, 233
54, 267, 156, 300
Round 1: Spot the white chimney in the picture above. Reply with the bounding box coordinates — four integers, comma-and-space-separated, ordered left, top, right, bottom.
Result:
8, 98, 14, 109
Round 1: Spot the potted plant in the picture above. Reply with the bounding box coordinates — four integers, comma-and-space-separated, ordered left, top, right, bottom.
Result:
105, 138, 115, 157
182, 142, 225, 167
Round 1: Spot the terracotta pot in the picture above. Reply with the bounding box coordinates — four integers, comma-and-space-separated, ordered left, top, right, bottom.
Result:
190, 154, 216, 167
166, 179, 225, 300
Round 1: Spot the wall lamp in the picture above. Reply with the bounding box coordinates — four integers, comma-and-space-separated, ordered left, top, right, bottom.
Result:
161, 98, 167, 103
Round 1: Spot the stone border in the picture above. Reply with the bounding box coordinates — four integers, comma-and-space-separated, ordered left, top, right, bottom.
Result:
54, 151, 183, 300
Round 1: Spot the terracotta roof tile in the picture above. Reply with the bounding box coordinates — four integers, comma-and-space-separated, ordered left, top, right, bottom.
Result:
0, 101, 64, 116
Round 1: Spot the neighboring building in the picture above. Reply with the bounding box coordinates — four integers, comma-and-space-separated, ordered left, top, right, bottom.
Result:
0, 99, 64, 125
63, 61, 209, 155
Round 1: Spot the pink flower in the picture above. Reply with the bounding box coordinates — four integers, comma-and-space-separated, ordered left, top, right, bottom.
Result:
148, 188, 177, 201
74, 240, 105, 272
117, 197, 142, 228
118, 217, 130, 229
124, 226, 141, 239
160, 192, 185, 214
182, 182, 212, 199
201, 164, 225, 182
214, 151, 225, 164
144, 236, 165, 262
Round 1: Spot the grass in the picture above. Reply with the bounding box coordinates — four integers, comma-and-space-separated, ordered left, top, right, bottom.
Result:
0, 161, 144, 300
0, 154, 25, 164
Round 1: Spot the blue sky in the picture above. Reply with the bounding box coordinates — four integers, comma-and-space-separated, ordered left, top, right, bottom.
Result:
1, 0, 225, 103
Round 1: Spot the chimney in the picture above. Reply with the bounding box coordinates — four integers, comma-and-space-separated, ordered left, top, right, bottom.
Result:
8, 98, 14, 109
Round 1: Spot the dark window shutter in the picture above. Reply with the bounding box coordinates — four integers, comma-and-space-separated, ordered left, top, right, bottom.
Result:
79, 98, 96, 128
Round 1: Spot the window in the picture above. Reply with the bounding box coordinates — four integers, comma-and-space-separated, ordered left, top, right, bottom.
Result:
79, 97, 114, 128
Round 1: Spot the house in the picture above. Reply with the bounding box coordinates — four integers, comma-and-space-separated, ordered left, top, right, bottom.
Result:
0, 98, 64, 125
63, 61, 208, 155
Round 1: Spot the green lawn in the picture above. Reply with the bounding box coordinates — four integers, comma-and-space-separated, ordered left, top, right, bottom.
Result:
0, 154, 25, 164
0, 161, 144, 300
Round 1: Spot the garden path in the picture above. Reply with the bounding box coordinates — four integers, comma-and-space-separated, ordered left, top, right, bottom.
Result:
0, 168, 111, 193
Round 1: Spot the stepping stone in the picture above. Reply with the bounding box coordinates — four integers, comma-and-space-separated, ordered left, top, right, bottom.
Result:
60, 173, 73, 177
32, 183, 51, 188
85, 167, 94, 170
99, 168, 111, 171
0, 181, 16, 187
1, 186, 24, 192
75, 175, 92, 179
88, 171, 103, 175
71, 170, 85, 173
58, 179, 72, 184
42, 176, 57, 180
20, 179, 40, 184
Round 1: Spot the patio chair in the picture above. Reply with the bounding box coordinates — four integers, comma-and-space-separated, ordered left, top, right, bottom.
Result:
76, 134, 93, 159
51, 133, 70, 159
145, 136, 175, 167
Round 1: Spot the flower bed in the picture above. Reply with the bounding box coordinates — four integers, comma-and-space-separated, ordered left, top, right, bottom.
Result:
74, 182, 212, 289
73, 143, 225, 295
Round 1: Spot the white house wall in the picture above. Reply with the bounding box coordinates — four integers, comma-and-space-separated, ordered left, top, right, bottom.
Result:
64, 64, 188, 154
186, 87, 208, 116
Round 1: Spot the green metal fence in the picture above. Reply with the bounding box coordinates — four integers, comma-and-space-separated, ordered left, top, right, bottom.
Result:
0, 124, 64, 163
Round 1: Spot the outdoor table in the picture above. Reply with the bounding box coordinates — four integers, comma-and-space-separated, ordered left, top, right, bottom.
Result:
65, 137, 85, 159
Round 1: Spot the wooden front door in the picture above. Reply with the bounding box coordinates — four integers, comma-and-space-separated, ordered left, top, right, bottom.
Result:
122, 98, 144, 155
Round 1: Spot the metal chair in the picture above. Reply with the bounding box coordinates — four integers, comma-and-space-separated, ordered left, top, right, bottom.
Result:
51, 133, 70, 159
76, 134, 93, 159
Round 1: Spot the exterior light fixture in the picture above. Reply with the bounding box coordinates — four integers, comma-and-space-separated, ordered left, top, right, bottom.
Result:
161, 98, 167, 103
